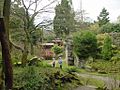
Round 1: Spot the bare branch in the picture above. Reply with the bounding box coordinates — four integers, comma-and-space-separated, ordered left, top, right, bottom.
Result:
27, 0, 34, 9
21, 0, 27, 11
34, 0, 38, 13
37, 0, 57, 12
10, 41, 24, 52
27, 0, 39, 10
30, 0, 57, 23
35, 19, 53, 28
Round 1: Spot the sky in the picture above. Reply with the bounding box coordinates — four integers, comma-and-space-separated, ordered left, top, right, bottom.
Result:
34, 0, 120, 24
72, 0, 120, 22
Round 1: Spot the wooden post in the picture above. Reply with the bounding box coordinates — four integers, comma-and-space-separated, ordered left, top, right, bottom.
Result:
0, 18, 13, 90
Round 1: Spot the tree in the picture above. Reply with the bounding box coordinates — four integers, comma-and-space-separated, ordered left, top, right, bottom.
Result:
10, 0, 57, 65
53, 0, 75, 38
73, 31, 97, 60
97, 8, 110, 27
74, 9, 92, 31
0, 0, 13, 89
101, 35, 112, 60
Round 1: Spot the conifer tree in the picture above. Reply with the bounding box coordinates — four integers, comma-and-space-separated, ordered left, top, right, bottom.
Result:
97, 8, 110, 27
53, 0, 75, 37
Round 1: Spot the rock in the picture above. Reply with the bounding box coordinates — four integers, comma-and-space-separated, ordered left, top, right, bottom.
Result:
28, 56, 41, 66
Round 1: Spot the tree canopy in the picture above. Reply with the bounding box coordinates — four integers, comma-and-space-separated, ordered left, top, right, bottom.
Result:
73, 31, 97, 59
53, 0, 75, 38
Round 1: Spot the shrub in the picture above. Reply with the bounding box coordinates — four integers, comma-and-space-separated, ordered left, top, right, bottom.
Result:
101, 35, 112, 60
13, 66, 81, 90
99, 23, 113, 33
73, 31, 97, 59
52, 45, 63, 56
88, 60, 120, 73
99, 23, 120, 33
65, 66, 79, 73
111, 55, 120, 64
13, 66, 45, 90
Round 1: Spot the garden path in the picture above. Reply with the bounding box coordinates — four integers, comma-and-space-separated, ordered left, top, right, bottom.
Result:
76, 73, 120, 90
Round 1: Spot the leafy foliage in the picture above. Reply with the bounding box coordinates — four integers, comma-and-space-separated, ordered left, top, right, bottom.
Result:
112, 24, 120, 32
13, 66, 81, 90
101, 35, 112, 60
88, 60, 120, 73
99, 23, 113, 33
65, 66, 79, 73
89, 23, 100, 34
30, 28, 43, 45
73, 31, 97, 59
52, 45, 63, 55
99, 23, 120, 33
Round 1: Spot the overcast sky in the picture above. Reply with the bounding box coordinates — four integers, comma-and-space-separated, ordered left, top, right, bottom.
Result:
72, 0, 120, 22
35, 0, 120, 23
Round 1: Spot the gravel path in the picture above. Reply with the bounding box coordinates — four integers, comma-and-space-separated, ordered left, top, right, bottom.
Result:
74, 85, 96, 90
76, 73, 120, 90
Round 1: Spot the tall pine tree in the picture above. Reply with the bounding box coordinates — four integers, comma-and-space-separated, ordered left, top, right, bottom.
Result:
53, 0, 75, 38
97, 8, 110, 27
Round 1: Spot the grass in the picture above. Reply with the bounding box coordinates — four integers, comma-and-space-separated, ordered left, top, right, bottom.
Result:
80, 77, 105, 88
42, 59, 86, 72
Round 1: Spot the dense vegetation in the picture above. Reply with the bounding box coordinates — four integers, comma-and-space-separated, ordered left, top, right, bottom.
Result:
73, 31, 97, 60
13, 63, 82, 90
0, 0, 120, 90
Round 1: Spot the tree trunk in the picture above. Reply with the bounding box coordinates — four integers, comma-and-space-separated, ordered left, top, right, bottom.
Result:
0, 18, 13, 90
30, 43, 34, 55
3, 0, 11, 37
21, 41, 28, 66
